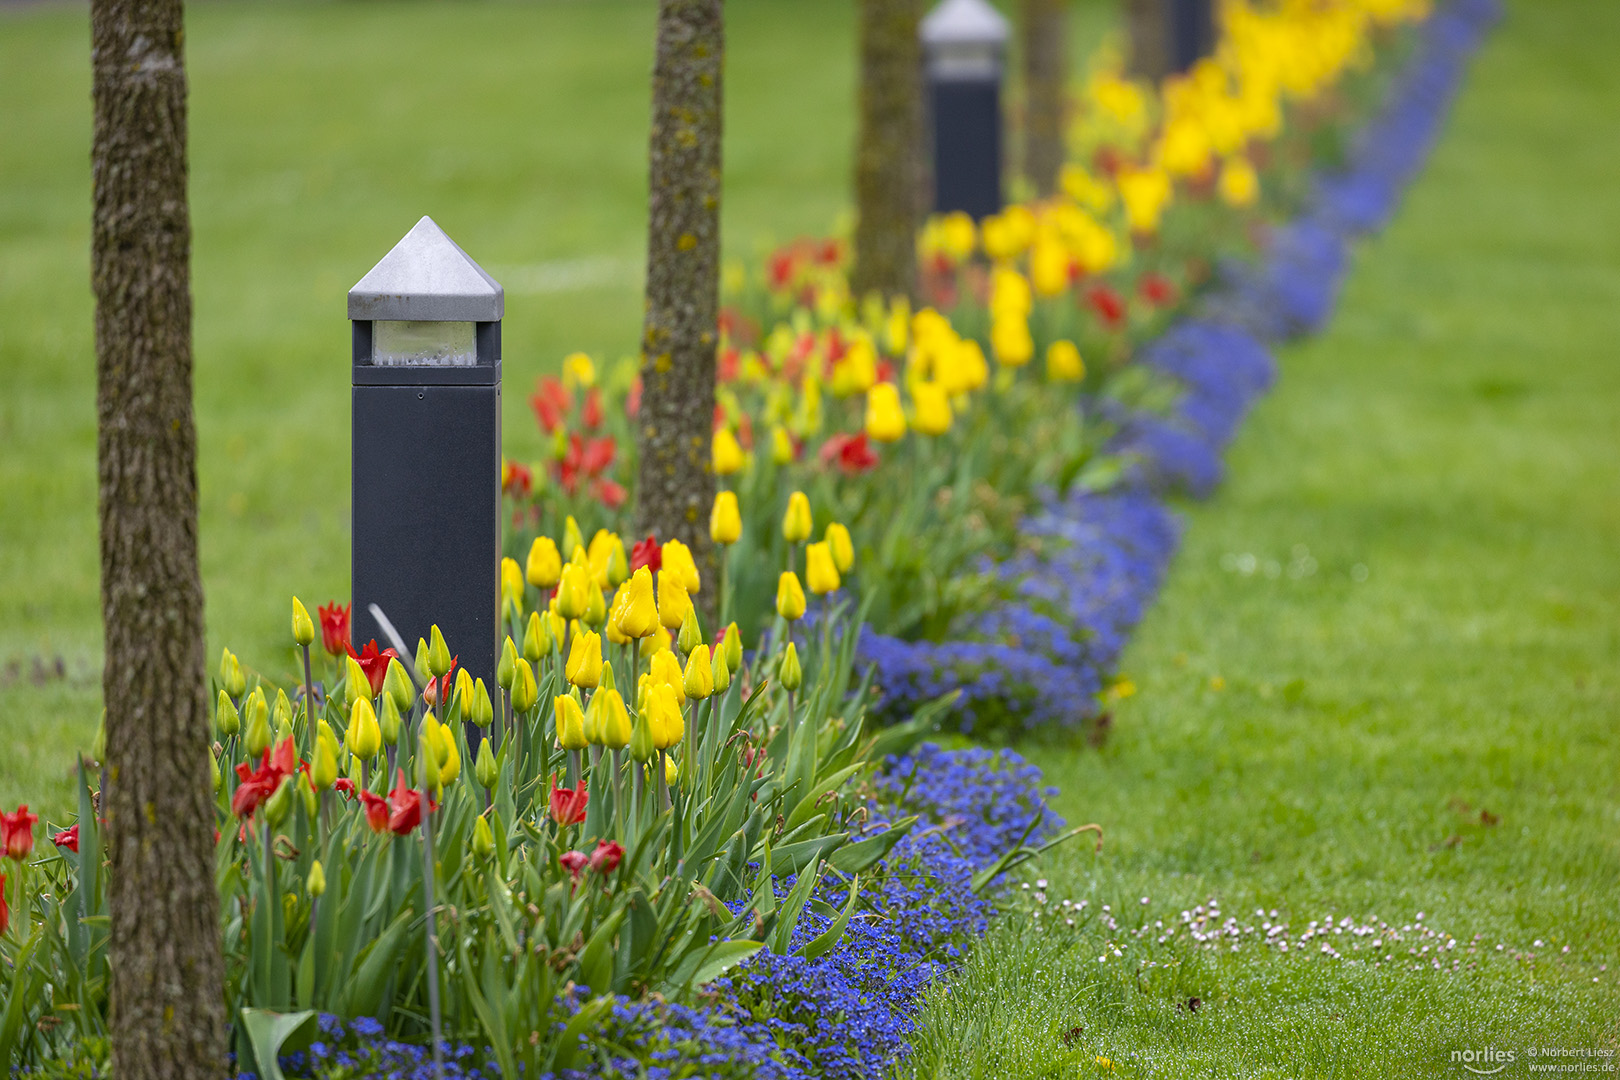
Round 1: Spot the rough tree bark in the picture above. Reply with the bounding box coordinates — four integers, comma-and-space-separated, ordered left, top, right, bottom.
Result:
1022, 0, 1068, 198
636, 0, 723, 618
1125, 0, 1171, 81
852, 0, 922, 304
90, 0, 226, 1076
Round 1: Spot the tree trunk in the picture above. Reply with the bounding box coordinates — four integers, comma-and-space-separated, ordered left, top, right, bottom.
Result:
636, 0, 723, 621
90, 0, 226, 1076
1022, 0, 1068, 197
1125, 0, 1170, 82
852, 0, 921, 304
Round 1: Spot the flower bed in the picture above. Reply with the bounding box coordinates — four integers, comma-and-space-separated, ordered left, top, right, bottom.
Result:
0, 2, 1500, 1077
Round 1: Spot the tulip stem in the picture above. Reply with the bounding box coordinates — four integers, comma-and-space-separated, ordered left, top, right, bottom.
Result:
300, 643, 315, 759
419, 768, 446, 1080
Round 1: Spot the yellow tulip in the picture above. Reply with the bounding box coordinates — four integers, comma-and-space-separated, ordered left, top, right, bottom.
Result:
723, 622, 744, 673
348, 696, 382, 761
501, 556, 525, 614
587, 529, 616, 588
683, 645, 714, 700
554, 692, 588, 751
865, 382, 907, 442
511, 658, 538, 714
650, 649, 687, 705
526, 536, 562, 589
428, 625, 452, 678
565, 629, 602, 689
563, 351, 596, 388
776, 571, 807, 621
911, 381, 953, 436
825, 522, 855, 573
778, 642, 803, 691
677, 608, 705, 656
562, 516, 585, 565
312, 738, 338, 791
1219, 155, 1259, 207
782, 491, 813, 543
645, 681, 685, 750
712, 427, 745, 475
658, 574, 692, 633
805, 542, 841, 595
710, 490, 742, 545
291, 597, 315, 648
711, 644, 732, 693
663, 538, 701, 594
771, 424, 795, 466
1046, 340, 1086, 382
596, 686, 632, 749
990, 316, 1034, 368
614, 566, 659, 639
523, 610, 552, 661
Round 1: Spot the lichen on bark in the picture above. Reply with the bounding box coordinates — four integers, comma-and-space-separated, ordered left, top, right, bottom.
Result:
852, 0, 923, 304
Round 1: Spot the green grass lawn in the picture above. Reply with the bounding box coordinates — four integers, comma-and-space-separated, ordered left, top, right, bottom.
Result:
0, 0, 1109, 816
903, 2, 1620, 1075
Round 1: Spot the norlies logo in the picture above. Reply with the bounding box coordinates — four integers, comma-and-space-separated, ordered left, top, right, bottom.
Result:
1454, 1048, 1518, 1075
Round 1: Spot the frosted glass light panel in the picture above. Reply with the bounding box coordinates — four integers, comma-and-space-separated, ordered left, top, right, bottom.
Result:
373, 320, 477, 367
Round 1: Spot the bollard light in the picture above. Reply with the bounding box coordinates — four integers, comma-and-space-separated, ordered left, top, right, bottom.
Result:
1170, 0, 1216, 73
348, 215, 503, 698
921, 0, 1010, 220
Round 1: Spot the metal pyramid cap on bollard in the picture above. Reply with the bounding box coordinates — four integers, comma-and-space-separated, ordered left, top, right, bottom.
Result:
920, 0, 1010, 47
348, 215, 504, 322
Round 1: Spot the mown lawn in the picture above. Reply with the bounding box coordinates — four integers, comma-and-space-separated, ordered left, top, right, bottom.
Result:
0, 0, 1108, 817
903, 1, 1620, 1075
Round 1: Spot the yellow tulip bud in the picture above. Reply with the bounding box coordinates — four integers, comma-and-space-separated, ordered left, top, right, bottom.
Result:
771, 424, 795, 465
663, 538, 701, 594
219, 647, 246, 700
711, 644, 731, 693
211, 746, 222, 793
665, 756, 679, 787
658, 574, 692, 632
348, 697, 382, 761
683, 645, 714, 700
555, 693, 588, 751
292, 597, 315, 648
380, 692, 403, 745
650, 649, 687, 706
511, 658, 538, 714
428, 625, 452, 678
244, 688, 271, 760
454, 667, 475, 716
779, 641, 803, 691
607, 535, 630, 587
565, 629, 603, 689
498, 636, 518, 692
991, 316, 1034, 368
342, 655, 368, 708
776, 571, 807, 621
865, 383, 907, 442
713, 427, 745, 475
216, 689, 240, 737
474, 677, 495, 727
825, 523, 854, 573
414, 637, 432, 683
312, 737, 338, 791
1046, 340, 1085, 382
598, 686, 632, 750
273, 688, 294, 731
474, 737, 498, 790
782, 491, 813, 543
562, 516, 585, 564
646, 681, 685, 750
616, 566, 660, 639
805, 541, 841, 595
911, 381, 953, 436
556, 562, 589, 621
710, 490, 742, 546
264, 776, 293, 829
677, 609, 704, 655
307, 860, 326, 898
629, 705, 656, 763
723, 622, 744, 673
418, 730, 441, 791
583, 578, 607, 629
526, 535, 563, 589
384, 657, 414, 716
1219, 155, 1259, 207
523, 610, 552, 661
472, 814, 495, 859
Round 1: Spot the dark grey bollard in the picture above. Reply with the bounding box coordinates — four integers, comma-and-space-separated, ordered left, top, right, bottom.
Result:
348, 216, 503, 697
1170, 0, 1216, 74
921, 0, 1009, 221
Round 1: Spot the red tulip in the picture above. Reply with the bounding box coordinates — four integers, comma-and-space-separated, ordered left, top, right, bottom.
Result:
422, 654, 458, 709
333, 779, 357, 801
51, 825, 79, 854
559, 850, 588, 881
582, 388, 604, 431
502, 460, 533, 498
548, 782, 589, 827
1086, 284, 1127, 331
592, 478, 627, 510
231, 738, 301, 820
818, 432, 880, 475
530, 376, 572, 435
346, 640, 398, 698
630, 535, 662, 574
0, 806, 37, 862
626, 376, 642, 419
387, 769, 424, 835
317, 602, 351, 657
360, 790, 389, 833
588, 839, 623, 875
1138, 272, 1176, 308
